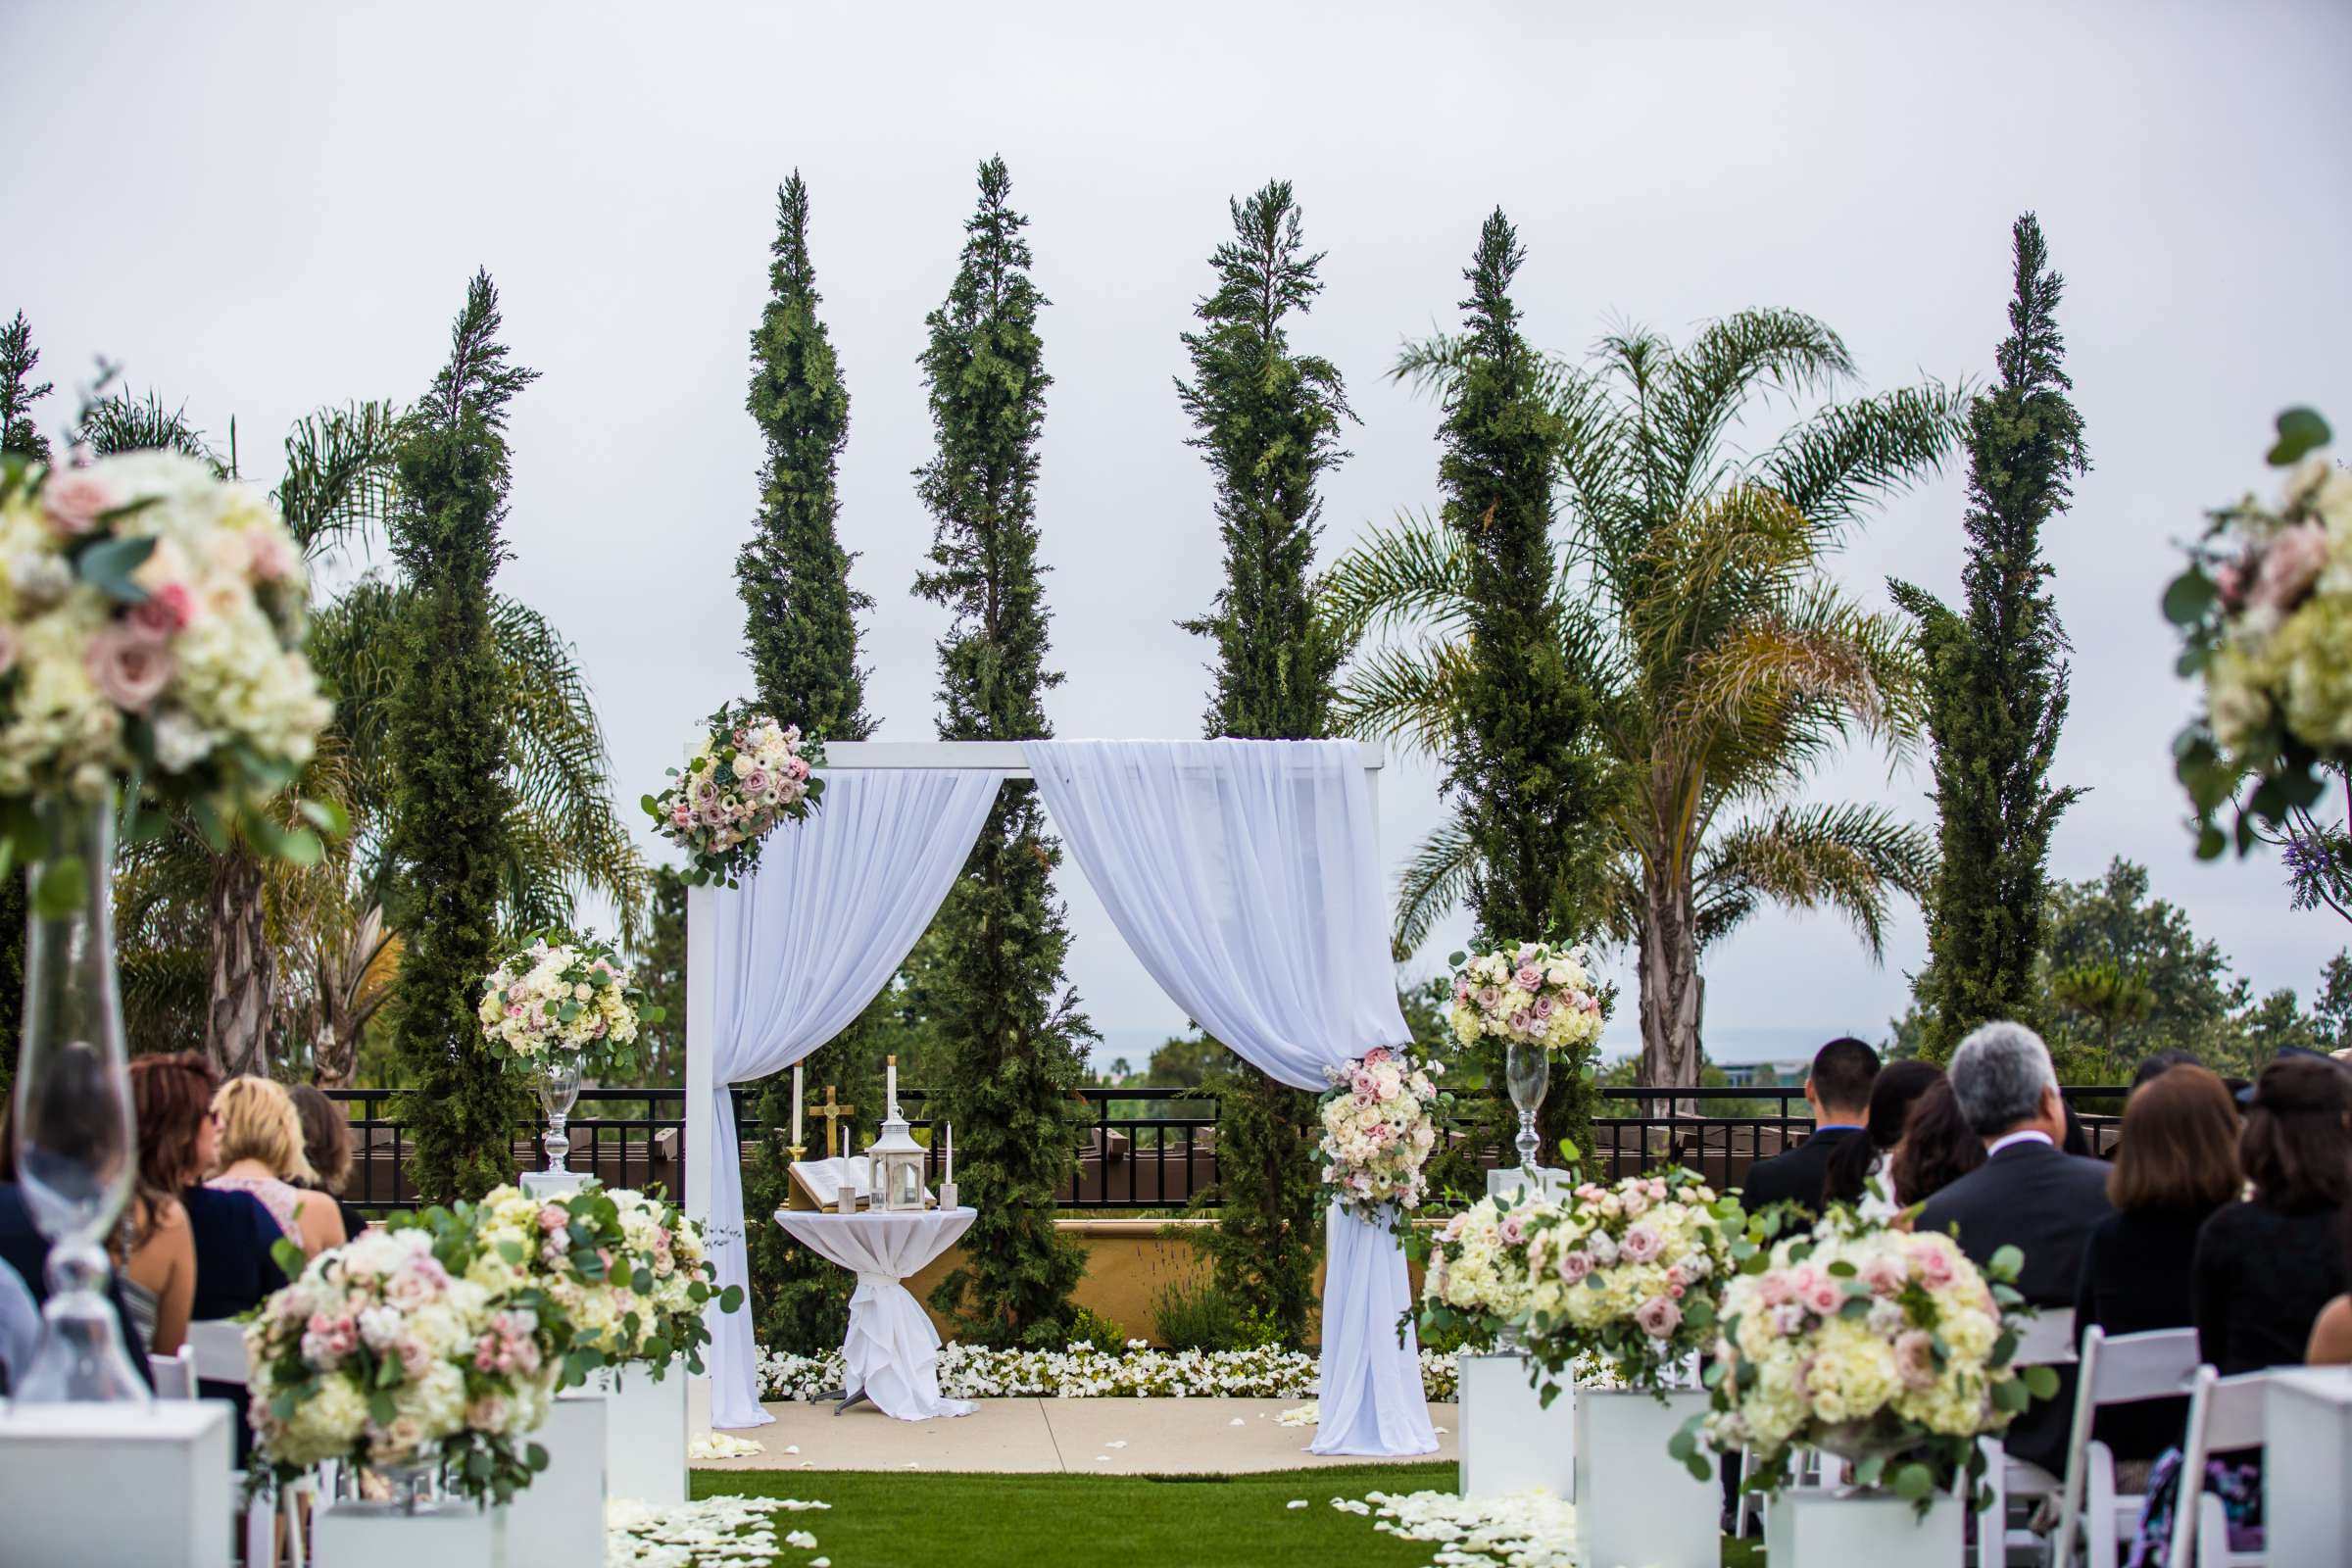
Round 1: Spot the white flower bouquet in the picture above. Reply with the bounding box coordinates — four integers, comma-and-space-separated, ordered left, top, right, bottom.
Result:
244, 1225, 556, 1502
1680, 1205, 2050, 1506
1420, 1192, 1549, 1339
1516, 1168, 1742, 1394
645, 700, 821, 886
2170, 409, 2352, 854
1318, 1047, 1447, 1225
477, 930, 656, 1077
0, 450, 334, 874
462, 1182, 739, 1384
1446, 939, 1604, 1056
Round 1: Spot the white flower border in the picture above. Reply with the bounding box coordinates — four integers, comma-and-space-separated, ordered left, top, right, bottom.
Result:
756, 1340, 1460, 1402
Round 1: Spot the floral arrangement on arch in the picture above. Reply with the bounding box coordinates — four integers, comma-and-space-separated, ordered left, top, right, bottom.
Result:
0, 450, 336, 882
1317, 1047, 1447, 1226
1446, 939, 1604, 1056
243, 1224, 556, 1503
645, 700, 821, 886
1514, 1168, 1742, 1396
1675, 1204, 2052, 1508
2169, 409, 2352, 856
478, 930, 657, 1077
465, 1181, 739, 1384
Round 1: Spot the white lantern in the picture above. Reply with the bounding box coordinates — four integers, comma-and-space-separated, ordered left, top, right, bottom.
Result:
866, 1114, 927, 1212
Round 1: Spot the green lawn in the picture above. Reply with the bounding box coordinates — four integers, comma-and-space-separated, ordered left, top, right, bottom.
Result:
690, 1467, 1769, 1567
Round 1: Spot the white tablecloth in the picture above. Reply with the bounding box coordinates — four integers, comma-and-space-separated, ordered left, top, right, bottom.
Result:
774, 1207, 977, 1421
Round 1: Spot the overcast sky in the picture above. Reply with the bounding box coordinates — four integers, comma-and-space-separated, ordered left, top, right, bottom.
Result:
9, 1, 2352, 1062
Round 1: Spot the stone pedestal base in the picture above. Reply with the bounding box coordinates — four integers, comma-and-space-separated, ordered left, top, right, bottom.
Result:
596, 1358, 690, 1503
519, 1169, 590, 1199
0, 1401, 232, 1568
500, 1395, 606, 1565
1456, 1350, 1572, 1500
1763, 1488, 1964, 1565
1573, 1389, 1717, 1568
314, 1499, 500, 1568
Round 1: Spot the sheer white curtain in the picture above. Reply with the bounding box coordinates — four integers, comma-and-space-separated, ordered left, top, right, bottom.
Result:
704, 767, 1000, 1429
1024, 739, 1436, 1456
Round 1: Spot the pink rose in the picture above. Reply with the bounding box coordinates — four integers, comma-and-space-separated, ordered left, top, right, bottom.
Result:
1621, 1189, 1651, 1218
1634, 1296, 1683, 1339
1515, 965, 1544, 989
245, 528, 295, 582
1757, 1270, 1794, 1307
128, 583, 192, 639
784, 755, 810, 781
1620, 1222, 1662, 1262
1477, 986, 1500, 1010
1804, 1279, 1844, 1317
1915, 1246, 1955, 1288
1580, 995, 1601, 1014
1508, 1011, 1534, 1035
84, 624, 173, 711
466, 1394, 510, 1432
538, 1205, 567, 1233
41, 468, 114, 536
2215, 559, 2247, 612
1533, 994, 1557, 1018
737, 766, 771, 797
1499, 1212, 1527, 1246
1441, 1214, 1468, 1243
1860, 1253, 1908, 1296
1516, 943, 1542, 963
1453, 979, 1471, 1002
1772, 1303, 1807, 1337
1363, 1047, 1393, 1066
1557, 1250, 1593, 1283
2255, 522, 2329, 612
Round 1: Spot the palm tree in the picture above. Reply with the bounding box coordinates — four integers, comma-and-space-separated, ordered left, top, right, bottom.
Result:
1327, 311, 1961, 1089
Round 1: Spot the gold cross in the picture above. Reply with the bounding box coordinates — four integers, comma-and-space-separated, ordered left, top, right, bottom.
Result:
808, 1086, 855, 1159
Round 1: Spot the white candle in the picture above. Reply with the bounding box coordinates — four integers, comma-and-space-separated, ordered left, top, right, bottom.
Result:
945, 1123, 953, 1182
791, 1062, 803, 1149
886, 1054, 899, 1118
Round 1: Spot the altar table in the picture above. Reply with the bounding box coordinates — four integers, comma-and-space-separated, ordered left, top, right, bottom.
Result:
774, 1206, 977, 1420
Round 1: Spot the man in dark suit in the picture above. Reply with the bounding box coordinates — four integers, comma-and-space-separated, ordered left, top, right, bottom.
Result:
1738, 1036, 1879, 1229
1916, 1020, 2111, 1478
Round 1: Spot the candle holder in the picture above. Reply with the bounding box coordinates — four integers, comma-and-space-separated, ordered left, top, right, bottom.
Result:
937, 1181, 959, 1210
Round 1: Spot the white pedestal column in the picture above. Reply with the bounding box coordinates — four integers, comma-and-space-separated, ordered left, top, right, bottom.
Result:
314, 1498, 501, 1568
497, 1395, 607, 1566
1456, 1350, 1573, 1499
2266, 1366, 2352, 1564
1571, 1389, 1717, 1568
1763, 1488, 1964, 1564
0, 1401, 232, 1568
596, 1358, 690, 1503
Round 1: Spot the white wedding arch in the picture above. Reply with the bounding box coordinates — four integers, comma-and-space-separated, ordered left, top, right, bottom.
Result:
679, 737, 1436, 1458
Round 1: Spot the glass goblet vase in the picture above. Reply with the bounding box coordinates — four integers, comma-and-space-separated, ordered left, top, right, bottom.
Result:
11, 794, 148, 1402
537, 1057, 581, 1173
1504, 1042, 1550, 1170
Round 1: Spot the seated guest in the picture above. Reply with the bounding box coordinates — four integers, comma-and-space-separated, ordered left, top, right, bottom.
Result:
1916, 1020, 2113, 1477
1888, 1078, 1985, 1207
2305, 1210, 2352, 1366
1740, 1036, 1879, 1229
121, 1054, 207, 1356
2193, 1054, 2351, 1376
289, 1084, 370, 1244
0, 1119, 153, 1394
130, 1054, 287, 1324
208, 1075, 346, 1256
2132, 1050, 2203, 1092
1823, 1058, 1941, 1213
2075, 1064, 2241, 1466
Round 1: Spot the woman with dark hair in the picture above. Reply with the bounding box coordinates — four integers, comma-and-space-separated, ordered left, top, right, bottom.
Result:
128, 1055, 286, 1324
2193, 1054, 2352, 1375
2075, 1065, 2241, 1465
288, 1084, 369, 1243
121, 1055, 206, 1354
1823, 1058, 1942, 1211
1888, 1077, 1986, 1207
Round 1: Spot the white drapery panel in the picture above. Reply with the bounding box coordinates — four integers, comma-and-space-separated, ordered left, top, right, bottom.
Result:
1022, 739, 1434, 1456
705, 767, 1000, 1429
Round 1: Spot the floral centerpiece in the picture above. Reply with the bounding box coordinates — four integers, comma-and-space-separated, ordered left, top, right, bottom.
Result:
644, 700, 821, 886
1317, 1047, 1447, 1228
244, 1225, 557, 1502
1515, 1169, 1742, 1395
465, 1182, 739, 1384
478, 930, 654, 1077
2169, 409, 2352, 856
1446, 940, 1605, 1055
1676, 1205, 2052, 1506
1420, 1191, 1550, 1347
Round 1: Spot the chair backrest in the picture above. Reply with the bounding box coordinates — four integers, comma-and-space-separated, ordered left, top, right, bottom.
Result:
2085, 1326, 2201, 1405
148, 1346, 196, 1399
184, 1319, 251, 1386
2168, 1367, 2270, 1568
2015, 1306, 2079, 1366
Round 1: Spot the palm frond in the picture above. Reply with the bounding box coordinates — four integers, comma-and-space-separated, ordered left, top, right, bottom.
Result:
1650, 310, 1854, 514
1393, 815, 1476, 960
1692, 803, 1936, 956
1329, 639, 1472, 762
276, 401, 403, 558
1753, 382, 1969, 529
74, 390, 218, 466
1319, 512, 1473, 647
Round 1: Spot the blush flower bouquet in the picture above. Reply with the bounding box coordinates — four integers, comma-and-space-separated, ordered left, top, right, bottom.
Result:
477, 930, 657, 1077
244, 1226, 556, 1502
645, 700, 821, 885
2169, 409, 2352, 855
1677, 1205, 2050, 1507
1317, 1047, 1447, 1226
1419, 1192, 1551, 1339
1446, 939, 1604, 1056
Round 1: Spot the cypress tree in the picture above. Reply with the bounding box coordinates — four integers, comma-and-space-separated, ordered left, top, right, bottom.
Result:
735, 173, 885, 1353
0, 311, 47, 1099
387, 272, 537, 1202
1890, 214, 2088, 1059
1174, 180, 1350, 1342
1431, 213, 1615, 1164
914, 157, 1090, 1347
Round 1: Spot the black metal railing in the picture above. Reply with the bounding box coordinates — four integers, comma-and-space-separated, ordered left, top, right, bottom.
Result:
323, 1081, 2132, 1211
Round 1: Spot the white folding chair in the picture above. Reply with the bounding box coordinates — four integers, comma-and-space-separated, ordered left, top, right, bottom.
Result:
2051, 1326, 2199, 1568
149, 1345, 197, 1400
2168, 1368, 2268, 1568
187, 1320, 294, 1568
1979, 1306, 2080, 1568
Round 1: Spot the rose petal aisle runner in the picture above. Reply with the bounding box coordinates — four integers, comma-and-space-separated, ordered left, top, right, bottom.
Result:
1338, 1488, 1578, 1568
606, 1496, 830, 1568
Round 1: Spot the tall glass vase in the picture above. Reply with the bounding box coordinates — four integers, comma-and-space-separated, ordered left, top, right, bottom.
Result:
1505, 1042, 1549, 1170
537, 1057, 580, 1172
10, 794, 147, 1402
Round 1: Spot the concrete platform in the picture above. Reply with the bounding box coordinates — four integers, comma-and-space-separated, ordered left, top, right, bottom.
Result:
693, 1397, 1459, 1475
